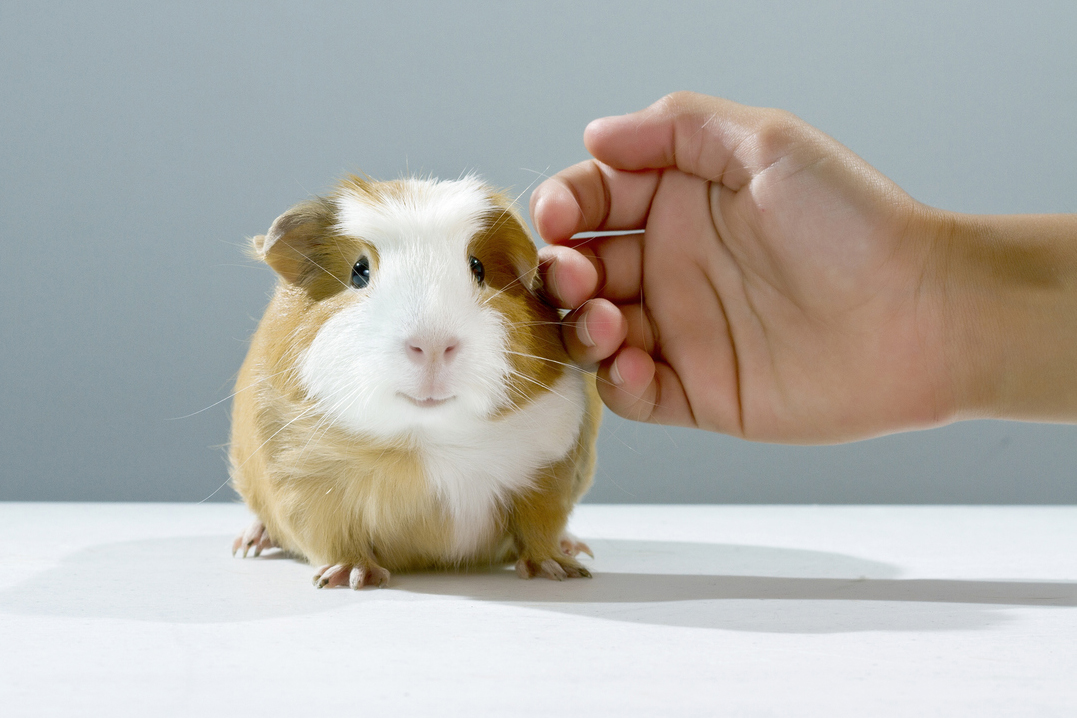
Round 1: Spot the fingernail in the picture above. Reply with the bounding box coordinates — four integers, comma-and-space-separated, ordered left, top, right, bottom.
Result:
545, 258, 559, 295
532, 191, 547, 216
584, 117, 610, 135
576, 311, 596, 348
532, 194, 551, 239
609, 356, 625, 386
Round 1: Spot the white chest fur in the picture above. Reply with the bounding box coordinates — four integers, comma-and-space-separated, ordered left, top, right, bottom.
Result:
416, 370, 586, 557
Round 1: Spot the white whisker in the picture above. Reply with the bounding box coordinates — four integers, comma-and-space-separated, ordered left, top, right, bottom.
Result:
168, 367, 292, 420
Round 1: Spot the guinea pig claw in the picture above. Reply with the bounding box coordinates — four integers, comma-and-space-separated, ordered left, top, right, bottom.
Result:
563, 562, 592, 579
232, 520, 277, 558
559, 532, 594, 558
313, 562, 390, 589
539, 559, 568, 581
312, 564, 344, 588
349, 565, 390, 590
515, 556, 592, 581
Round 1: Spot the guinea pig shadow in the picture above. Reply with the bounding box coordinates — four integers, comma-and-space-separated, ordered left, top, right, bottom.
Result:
0, 535, 356, 624
392, 539, 1077, 634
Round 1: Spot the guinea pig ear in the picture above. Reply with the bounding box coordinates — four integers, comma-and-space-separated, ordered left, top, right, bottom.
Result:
481, 197, 543, 294
251, 198, 335, 284
510, 245, 542, 295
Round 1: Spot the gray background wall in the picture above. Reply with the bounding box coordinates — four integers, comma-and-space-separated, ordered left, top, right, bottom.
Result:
2, 1, 1075, 503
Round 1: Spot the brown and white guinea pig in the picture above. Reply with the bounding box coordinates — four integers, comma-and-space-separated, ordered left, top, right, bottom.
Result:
229, 174, 601, 589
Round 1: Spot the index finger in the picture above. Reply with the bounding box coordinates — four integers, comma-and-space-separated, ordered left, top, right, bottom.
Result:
583, 91, 770, 188
532, 92, 792, 248
529, 160, 661, 244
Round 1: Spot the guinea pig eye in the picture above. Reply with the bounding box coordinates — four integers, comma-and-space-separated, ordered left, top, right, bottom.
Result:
469, 255, 484, 285
351, 257, 371, 289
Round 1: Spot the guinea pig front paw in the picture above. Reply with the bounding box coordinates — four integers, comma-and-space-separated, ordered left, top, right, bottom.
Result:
312, 562, 391, 590
232, 520, 277, 558
515, 553, 592, 581
559, 531, 594, 559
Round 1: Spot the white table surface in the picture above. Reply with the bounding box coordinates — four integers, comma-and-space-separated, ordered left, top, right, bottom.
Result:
0, 503, 1074, 717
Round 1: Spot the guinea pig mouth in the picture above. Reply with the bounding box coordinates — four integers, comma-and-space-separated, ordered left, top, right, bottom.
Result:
398, 393, 454, 409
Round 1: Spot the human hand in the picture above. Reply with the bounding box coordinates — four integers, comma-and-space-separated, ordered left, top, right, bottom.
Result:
532, 92, 967, 443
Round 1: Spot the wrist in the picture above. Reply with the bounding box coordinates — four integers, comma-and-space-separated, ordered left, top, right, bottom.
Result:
926, 209, 1077, 422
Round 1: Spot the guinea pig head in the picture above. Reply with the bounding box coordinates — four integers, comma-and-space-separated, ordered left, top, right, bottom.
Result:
255, 175, 566, 442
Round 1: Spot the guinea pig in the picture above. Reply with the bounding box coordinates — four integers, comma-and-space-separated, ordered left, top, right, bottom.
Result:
229, 174, 601, 589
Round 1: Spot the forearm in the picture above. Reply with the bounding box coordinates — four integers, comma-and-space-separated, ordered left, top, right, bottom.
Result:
935, 211, 1077, 422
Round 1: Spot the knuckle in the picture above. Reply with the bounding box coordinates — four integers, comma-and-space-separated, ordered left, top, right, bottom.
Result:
654, 90, 705, 118
577, 162, 611, 230
753, 109, 806, 154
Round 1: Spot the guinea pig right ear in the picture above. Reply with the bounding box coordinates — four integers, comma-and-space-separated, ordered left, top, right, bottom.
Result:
251, 198, 335, 285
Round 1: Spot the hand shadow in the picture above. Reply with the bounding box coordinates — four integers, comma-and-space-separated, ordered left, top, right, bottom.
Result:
395, 539, 1077, 633
1, 536, 1072, 633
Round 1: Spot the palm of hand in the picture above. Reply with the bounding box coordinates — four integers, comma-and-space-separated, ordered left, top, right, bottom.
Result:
632, 158, 946, 441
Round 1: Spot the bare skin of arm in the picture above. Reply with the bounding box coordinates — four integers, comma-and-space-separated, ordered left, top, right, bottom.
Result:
531, 92, 1077, 443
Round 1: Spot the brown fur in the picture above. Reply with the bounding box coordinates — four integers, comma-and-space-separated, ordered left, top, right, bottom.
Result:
230, 176, 600, 582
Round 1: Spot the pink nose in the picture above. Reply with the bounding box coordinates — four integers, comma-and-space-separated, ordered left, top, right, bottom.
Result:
405, 335, 460, 365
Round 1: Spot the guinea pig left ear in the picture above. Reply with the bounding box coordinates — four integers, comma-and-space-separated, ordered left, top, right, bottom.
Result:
252, 198, 334, 285
479, 201, 543, 295
514, 252, 542, 294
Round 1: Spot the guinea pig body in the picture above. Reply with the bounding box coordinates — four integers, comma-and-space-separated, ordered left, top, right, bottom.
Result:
230, 175, 601, 588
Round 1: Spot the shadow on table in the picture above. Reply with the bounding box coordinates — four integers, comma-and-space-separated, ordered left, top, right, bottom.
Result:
1, 536, 1072, 632
398, 572, 1077, 633
395, 538, 1077, 633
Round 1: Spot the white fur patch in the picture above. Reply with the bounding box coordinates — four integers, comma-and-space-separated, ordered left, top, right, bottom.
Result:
420, 370, 586, 557
335, 176, 494, 253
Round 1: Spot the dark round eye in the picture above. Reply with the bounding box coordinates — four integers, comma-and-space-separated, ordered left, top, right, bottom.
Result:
351, 256, 371, 289
469, 255, 484, 285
